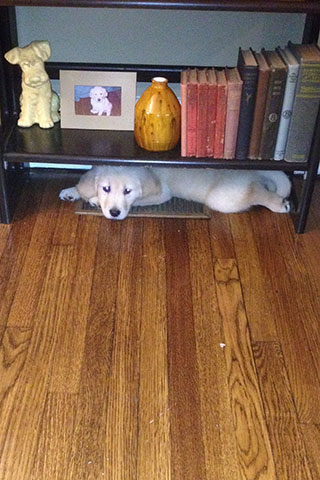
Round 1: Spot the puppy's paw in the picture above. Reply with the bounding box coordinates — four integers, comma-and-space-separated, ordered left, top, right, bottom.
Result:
39, 120, 54, 129
59, 187, 80, 202
283, 199, 291, 213
89, 196, 100, 208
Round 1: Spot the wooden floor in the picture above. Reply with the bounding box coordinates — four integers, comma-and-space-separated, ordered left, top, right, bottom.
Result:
0, 170, 320, 480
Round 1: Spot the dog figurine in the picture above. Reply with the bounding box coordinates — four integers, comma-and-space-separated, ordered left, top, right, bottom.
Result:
90, 86, 113, 116
5, 40, 60, 128
59, 166, 291, 221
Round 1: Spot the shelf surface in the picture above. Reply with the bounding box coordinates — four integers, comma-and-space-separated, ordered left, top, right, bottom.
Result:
4, 123, 308, 170
0, 0, 320, 12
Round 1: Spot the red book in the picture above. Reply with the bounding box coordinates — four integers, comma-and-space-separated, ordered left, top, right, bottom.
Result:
186, 68, 198, 157
214, 68, 227, 158
180, 70, 188, 157
196, 69, 209, 158
224, 67, 243, 159
206, 68, 217, 157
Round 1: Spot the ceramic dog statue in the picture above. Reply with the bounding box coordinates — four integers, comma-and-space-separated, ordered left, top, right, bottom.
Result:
5, 40, 60, 128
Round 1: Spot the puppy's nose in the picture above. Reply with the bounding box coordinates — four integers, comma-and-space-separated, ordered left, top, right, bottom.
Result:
109, 208, 121, 218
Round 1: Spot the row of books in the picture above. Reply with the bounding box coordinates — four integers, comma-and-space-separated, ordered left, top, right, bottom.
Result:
180, 42, 320, 162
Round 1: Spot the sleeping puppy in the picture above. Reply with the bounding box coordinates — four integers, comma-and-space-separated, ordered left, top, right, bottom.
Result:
59, 165, 291, 220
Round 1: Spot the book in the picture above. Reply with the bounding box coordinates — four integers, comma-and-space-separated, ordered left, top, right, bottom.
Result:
206, 68, 217, 157
274, 47, 300, 160
224, 67, 243, 159
258, 49, 287, 160
180, 69, 188, 157
285, 42, 320, 162
196, 69, 209, 158
214, 68, 227, 158
186, 68, 198, 157
235, 48, 258, 160
248, 50, 271, 159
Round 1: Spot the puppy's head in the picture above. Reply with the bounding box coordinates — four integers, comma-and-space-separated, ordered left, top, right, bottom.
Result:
90, 86, 108, 102
95, 167, 161, 220
96, 167, 143, 220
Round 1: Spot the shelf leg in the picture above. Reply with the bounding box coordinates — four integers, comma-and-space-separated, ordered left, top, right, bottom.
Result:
294, 108, 320, 234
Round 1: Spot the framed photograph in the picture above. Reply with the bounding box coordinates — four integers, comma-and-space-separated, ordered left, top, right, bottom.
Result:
60, 70, 137, 130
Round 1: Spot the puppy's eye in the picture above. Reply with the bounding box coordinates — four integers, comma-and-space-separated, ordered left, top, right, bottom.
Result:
123, 188, 132, 195
103, 186, 110, 193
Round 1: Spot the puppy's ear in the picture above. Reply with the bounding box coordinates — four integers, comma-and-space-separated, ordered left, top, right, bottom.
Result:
4, 47, 22, 65
140, 169, 162, 199
31, 41, 51, 61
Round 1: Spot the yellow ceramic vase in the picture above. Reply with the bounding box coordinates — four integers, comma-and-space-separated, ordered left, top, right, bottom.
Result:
134, 77, 181, 152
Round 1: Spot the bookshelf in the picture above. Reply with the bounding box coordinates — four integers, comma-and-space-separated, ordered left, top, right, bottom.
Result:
1, 1, 320, 232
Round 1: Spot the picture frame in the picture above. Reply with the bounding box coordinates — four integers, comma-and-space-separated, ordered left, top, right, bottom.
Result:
60, 70, 137, 130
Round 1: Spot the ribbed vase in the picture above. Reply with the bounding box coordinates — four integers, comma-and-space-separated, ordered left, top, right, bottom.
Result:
134, 77, 181, 152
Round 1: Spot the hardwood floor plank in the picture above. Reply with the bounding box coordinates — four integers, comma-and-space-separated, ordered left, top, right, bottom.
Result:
0, 246, 73, 480
242, 210, 320, 423
68, 220, 121, 480
31, 393, 78, 480
214, 259, 276, 480
301, 424, 320, 480
252, 341, 312, 480
0, 327, 32, 407
208, 212, 235, 259
165, 219, 207, 480
7, 179, 62, 328
137, 219, 171, 480
187, 220, 241, 480
229, 211, 278, 341
49, 215, 100, 394
0, 225, 10, 260
0, 179, 43, 326
104, 218, 143, 480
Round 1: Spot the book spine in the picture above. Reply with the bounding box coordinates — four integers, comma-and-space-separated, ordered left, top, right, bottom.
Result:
248, 69, 270, 159
180, 74, 188, 157
259, 68, 287, 160
235, 67, 258, 160
196, 82, 208, 158
206, 83, 217, 157
274, 63, 299, 160
285, 62, 320, 163
186, 79, 198, 157
214, 83, 227, 158
224, 82, 242, 159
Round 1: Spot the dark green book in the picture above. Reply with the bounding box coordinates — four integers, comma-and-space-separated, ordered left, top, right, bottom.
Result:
235, 48, 258, 160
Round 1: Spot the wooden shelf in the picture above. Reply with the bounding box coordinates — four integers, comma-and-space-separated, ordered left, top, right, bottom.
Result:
0, 0, 320, 12
4, 123, 308, 170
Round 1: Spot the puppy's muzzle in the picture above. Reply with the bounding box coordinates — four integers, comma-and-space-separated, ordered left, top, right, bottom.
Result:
109, 208, 121, 218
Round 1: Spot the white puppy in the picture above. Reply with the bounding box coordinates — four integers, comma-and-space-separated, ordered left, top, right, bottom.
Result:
90, 86, 113, 116
59, 166, 291, 221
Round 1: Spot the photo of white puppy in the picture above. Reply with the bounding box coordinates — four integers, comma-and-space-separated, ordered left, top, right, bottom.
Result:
59, 166, 291, 221
89, 86, 113, 116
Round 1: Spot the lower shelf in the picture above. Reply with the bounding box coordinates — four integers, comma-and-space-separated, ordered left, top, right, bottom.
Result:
4, 122, 309, 171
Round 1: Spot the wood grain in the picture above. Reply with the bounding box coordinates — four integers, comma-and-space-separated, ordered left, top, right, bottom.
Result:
104, 218, 143, 480
238, 209, 320, 423
229, 210, 278, 341
7, 180, 62, 328
137, 219, 171, 480
301, 424, 320, 480
31, 394, 78, 480
214, 259, 276, 480
252, 341, 312, 480
165, 219, 207, 480
68, 220, 121, 480
187, 219, 241, 480
0, 246, 73, 480
49, 215, 100, 394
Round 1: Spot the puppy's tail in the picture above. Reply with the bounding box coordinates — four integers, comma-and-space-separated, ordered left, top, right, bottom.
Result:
259, 171, 291, 199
